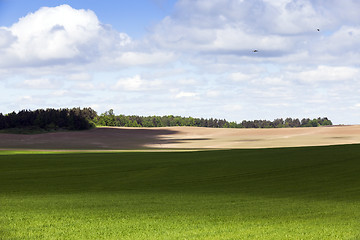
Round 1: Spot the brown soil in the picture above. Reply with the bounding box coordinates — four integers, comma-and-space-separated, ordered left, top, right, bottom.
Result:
0, 125, 359, 151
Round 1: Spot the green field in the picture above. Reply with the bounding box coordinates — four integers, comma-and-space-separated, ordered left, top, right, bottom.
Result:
1, 145, 360, 239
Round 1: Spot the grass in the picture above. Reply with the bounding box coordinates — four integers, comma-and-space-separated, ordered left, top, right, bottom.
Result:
1, 145, 360, 239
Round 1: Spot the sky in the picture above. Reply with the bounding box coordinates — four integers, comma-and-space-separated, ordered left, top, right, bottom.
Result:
0, 0, 359, 124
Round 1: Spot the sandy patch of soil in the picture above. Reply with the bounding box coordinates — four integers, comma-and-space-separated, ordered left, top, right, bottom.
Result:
0, 125, 359, 150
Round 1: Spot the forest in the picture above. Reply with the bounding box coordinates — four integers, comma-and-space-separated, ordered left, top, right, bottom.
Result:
0, 108, 95, 131
0, 107, 333, 132
94, 109, 333, 128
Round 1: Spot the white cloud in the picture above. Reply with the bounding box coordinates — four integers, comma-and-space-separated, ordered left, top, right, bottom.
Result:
68, 72, 92, 81
212, 27, 292, 52
115, 75, 143, 91
317, 26, 360, 57
52, 90, 70, 97
296, 65, 359, 83
73, 82, 96, 91
20, 78, 61, 89
150, 0, 326, 56
17, 95, 42, 105
178, 78, 197, 85
175, 91, 198, 99
115, 75, 163, 91
224, 104, 242, 111
1, 1, 360, 124
0, 5, 131, 68
206, 90, 220, 97
258, 77, 288, 86
114, 51, 175, 66
230, 72, 253, 82
0, 28, 16, 48
149, 0, 360, 67
263, 0, 327, 34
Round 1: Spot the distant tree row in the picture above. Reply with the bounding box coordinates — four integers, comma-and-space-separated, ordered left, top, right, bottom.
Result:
0, 107, 97, 131
234, 117, 332, 128
0, 107, 333, 131
93, 109, 332, 128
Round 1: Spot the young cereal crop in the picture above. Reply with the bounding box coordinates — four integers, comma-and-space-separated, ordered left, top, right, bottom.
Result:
1, 145, 360, 239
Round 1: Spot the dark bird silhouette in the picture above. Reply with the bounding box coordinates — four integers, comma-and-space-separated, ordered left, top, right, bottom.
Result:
253, 50, 258, 52
317, 28, 320, 31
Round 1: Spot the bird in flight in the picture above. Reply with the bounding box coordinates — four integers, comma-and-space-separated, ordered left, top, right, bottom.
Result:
253, 50, 258, 52
317, 28, 320, 31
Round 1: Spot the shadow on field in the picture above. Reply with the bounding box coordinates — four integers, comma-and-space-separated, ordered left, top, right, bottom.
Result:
0, 127, 198, 150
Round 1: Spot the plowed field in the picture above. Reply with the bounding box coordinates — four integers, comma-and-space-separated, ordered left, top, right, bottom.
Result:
0, 125, 359, 150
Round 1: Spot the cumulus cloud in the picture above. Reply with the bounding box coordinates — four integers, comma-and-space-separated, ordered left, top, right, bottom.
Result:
263, 0, 327, 34
150, 0, 308, 55
178, 78, 197, 86
114, 51, 175, 66
206, 90, 220, 97
20, 78, 61, 89
296, 65, 359, 83
68, 72, 92, 81
230, 72, 254, 82
73, 82, 96, 91
0, 28, 16, 48
52, 90, 70, 97
0, 3, 181, 80
175, 91, 198, 99
224, 104, 242, 111
0, 4, 131, 68
115, 75, 163, 91
149, 0, 360, 64
317, 26, 360, 57
2, 1, 360, 124
115, 75, 144, 91
17, 95, 43, 106
259, 77, 289, 86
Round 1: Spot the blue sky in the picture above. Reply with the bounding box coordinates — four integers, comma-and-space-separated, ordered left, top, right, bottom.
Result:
0, 0, 360, 124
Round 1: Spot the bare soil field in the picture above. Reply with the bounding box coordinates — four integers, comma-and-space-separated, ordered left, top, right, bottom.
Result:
0, 125, 359, 150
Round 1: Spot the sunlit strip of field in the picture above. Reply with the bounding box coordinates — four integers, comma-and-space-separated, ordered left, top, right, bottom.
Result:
1, 145, 360, 239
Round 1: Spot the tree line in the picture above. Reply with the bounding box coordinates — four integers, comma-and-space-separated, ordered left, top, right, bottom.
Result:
0, 108, 96, 131
0, 107, 333, 131
93, 109, 333, 128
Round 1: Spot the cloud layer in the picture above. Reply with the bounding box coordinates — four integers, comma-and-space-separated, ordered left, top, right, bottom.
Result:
1, 1, 360, 124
